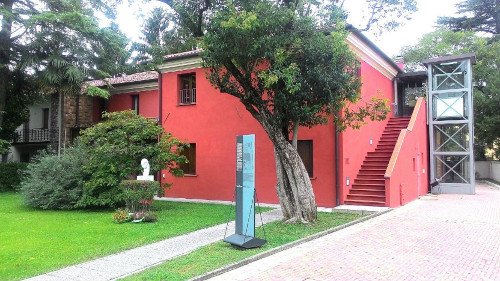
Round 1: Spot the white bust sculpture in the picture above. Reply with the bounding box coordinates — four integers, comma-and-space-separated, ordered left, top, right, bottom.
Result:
137, 158, 154, 181
141, 158, 150, 177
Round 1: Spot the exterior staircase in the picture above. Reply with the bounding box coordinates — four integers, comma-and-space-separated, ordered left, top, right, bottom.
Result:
344, 116, 411, 206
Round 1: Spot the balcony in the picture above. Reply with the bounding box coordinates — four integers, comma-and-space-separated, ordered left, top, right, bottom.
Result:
13, 129, 50, 144
179, 88, 196, 105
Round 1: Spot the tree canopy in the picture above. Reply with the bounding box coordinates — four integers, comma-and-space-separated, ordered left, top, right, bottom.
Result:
0, 0, 131, 146
438, 0, 500, 36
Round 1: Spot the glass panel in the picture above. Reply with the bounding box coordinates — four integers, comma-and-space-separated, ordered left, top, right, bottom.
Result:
431, 61, 468, 91
434, 155, 470, 184
403, 83, 426, 107
433, 124, 469, 152
432, 92, 468, 120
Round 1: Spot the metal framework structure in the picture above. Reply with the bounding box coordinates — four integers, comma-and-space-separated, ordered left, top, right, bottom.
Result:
424, 54, 476, 194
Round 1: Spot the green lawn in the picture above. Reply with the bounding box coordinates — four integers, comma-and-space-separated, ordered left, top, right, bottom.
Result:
122, 212, 363, 281
0, 193, 252, 281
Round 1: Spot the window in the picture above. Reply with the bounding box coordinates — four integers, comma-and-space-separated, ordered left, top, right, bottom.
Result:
179, 73, 196, 105
131, 95, 139, 114
180, 143, 196, 175
297, 140, 313, 177
42, 108, 49, 129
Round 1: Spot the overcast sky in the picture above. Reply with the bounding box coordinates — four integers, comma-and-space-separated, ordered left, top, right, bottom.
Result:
117, 0, 462, 58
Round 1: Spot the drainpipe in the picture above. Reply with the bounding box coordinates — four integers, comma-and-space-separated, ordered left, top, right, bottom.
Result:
335, 128, 340, 206
156, 70, 163, 186
58, 92, 62, 156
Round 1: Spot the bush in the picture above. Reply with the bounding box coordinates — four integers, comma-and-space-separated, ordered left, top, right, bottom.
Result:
21, 147, 88, 210
0, 162, 28, 192
120, 180, 160, 213
76, 111, 187, 208
112, 209, 131, 223
0, 139, 9, 155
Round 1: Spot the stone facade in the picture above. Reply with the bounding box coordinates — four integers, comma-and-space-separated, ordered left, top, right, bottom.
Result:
62, 94, 95, 145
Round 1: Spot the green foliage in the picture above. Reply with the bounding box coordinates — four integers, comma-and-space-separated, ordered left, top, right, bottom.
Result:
399, 29, 485, 71
0, 0, 131, 139
202, 1, 387, 134
122, 212, 362, 281
141, 211, 158, 223
113, 208, 132, 224
0, 193, 244, 280
438, 0, 499, 36
120, 180, 160, 214
84, 85, 111, 99
21, 147, 88, 210
348, 0, 418, 33
0, 71, 41, 141
400, 28, 500, 159
0, 162, 28, 192
0, 139, 9, 155
132, 7, 198, 69
77, 111, 187, 208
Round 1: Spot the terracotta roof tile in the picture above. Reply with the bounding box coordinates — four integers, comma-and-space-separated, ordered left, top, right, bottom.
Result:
164, 49, 202, 61
87, 71, 158, 87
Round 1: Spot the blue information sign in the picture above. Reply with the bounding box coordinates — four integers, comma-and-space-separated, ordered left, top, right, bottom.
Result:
224, 134, 266, 249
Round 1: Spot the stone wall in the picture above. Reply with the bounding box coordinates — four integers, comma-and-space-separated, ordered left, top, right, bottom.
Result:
62, 94, 95, 145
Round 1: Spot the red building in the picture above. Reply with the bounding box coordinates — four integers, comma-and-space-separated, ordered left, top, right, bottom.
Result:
93, 29, 429, 208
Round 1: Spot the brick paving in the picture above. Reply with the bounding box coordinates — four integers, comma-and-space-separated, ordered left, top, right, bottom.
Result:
209, 183, 500, 281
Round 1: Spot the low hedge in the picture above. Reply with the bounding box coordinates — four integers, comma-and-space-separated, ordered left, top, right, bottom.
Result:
120, 180, 160, 213
0, 162, 28, 192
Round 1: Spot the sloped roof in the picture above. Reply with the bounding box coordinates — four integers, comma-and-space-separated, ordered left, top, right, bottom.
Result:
164, 49, 202, 61
88, 71, 158, 87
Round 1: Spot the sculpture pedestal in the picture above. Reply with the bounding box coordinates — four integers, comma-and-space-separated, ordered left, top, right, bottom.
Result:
136, 175, 154, 181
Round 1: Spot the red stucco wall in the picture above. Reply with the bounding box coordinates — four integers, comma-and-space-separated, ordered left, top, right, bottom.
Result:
107, 89, 158, 118
339, 61, 395, 204
160, 68, 337, 207
385, 98, 428, 207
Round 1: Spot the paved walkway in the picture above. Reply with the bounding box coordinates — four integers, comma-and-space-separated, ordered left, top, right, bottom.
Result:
26, 210, 283, 281
209, 183, 500, 281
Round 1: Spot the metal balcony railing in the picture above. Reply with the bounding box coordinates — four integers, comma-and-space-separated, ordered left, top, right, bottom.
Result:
13, 129, 50, 143
179, 88, 196, 105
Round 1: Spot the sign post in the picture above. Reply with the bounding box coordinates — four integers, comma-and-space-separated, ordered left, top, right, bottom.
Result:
224, 134, 266, 249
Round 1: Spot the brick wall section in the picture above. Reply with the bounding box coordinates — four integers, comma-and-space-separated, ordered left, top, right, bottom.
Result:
62, 94, 95, 144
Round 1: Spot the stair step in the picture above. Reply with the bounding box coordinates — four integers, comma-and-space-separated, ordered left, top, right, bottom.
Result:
361, 162, 387, 167
344, 199, 386, 207
359, 170, 386, 175
354, 178, 386, 184
351, 183, 385, 189
363, 160, 389, 165
366, 154, 391, 158
357, 174, 385, 180
376, 144, 396, 149
349, 189, 385, 196
346, 194, 386, 201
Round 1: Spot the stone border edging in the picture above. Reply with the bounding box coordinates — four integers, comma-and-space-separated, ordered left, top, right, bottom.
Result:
190, 209, 392, 281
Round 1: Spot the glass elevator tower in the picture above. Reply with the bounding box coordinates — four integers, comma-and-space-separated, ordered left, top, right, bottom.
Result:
423, 54, 476, 194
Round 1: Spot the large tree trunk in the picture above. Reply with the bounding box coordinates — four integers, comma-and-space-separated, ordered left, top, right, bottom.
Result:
272, 134, 317, 223
252, 110, 317, 223
0, 0, 14, 131
49, 93, 60, 152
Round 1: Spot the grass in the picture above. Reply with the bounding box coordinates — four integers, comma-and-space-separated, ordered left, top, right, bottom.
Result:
0, 192, 270, 281
122, 212, 363, 281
